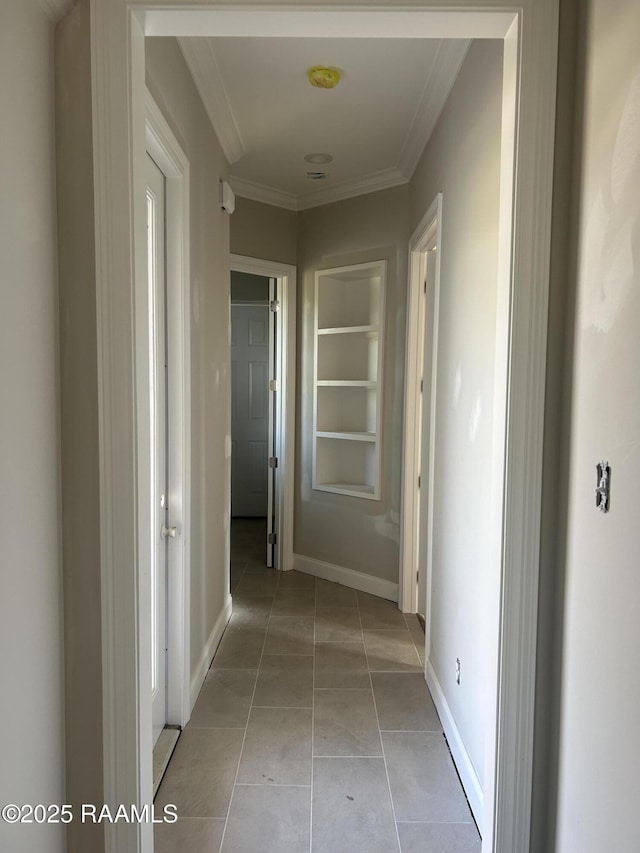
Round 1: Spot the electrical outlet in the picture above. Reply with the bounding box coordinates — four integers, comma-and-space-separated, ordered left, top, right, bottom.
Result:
456, 658, 461, 685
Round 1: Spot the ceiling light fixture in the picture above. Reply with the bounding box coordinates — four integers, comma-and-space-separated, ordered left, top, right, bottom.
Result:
307, 66, 341, 89
304, 153, 334, 165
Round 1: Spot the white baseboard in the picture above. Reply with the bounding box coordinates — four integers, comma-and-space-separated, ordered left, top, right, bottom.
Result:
189, 595, 232, 712
426, 659, 483, 826
293, 554, 398, 602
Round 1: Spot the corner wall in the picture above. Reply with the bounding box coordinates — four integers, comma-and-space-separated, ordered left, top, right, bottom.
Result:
0, 2, 65, 851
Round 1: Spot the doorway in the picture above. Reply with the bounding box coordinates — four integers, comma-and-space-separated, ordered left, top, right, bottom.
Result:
230, 255, 297, 574
230, 272, 274, 564
89, 5, 559, 852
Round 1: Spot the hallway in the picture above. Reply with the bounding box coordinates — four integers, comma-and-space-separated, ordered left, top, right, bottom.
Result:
154, 520, 480, 852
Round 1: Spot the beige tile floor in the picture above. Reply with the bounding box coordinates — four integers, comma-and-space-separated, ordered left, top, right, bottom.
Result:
155, 519, 481, 853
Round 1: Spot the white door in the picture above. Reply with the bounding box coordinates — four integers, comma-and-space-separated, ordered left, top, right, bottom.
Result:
146, 154, 168, 746
231, 304, 270, 519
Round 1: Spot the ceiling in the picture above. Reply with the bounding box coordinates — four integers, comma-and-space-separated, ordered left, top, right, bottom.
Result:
178, 36, 470, 210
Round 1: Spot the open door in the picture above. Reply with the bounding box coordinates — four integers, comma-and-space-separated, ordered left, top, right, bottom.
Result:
266, 277, 278, 567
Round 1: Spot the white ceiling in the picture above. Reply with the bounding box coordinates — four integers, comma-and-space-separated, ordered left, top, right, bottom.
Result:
178, 36, 469, 210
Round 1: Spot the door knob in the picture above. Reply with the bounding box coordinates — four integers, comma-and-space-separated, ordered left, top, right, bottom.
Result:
161, 523, 177, 539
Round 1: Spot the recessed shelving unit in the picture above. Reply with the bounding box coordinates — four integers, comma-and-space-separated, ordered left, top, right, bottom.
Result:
312, 260, 386, 500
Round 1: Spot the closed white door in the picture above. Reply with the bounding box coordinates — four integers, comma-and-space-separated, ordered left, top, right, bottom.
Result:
146, 154, 168, 746
231, 304, 270, 518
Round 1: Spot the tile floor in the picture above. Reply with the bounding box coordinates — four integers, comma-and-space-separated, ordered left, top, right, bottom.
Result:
155, 519, 481, 853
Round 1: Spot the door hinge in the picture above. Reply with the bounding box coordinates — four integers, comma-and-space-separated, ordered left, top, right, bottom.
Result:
416, 571, 419, 584
269, 379, 279, 391
424, 280, 427, 294
267, 532, 277, 545
420, 378, 423, 393
269, 457, 278, 468
418, 474, 421, 489
270, 299, 280, 312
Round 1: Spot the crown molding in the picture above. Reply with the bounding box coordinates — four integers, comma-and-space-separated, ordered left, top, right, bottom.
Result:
38, 0, 74, 21
231, 167, 409, 212
177, 37, 245, 165
398, 38, 471, 179
297, 167, 408, 211
229, 176, 298, 211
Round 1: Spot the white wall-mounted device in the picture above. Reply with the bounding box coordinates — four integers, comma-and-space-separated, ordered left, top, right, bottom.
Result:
219, 180, 235, 214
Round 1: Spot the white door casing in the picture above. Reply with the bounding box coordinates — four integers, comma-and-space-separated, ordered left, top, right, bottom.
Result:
266, 277, 277, 568
145, 153, 168, 747
89, 6, 559, 853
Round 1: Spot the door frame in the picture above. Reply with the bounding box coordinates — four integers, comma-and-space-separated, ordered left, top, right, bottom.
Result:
230, 253, 297, 574
88, 3, 559, 851
400, 193, 442, 616
145, 91, 191, 729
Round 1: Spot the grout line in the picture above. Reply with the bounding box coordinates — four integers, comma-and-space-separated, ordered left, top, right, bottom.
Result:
378, 729, 443, 734
358, 593, 403, 853
218, 524, 277, 852
395, 819, 477, 825
251, 705, 313, 710
234, 782, 312, 789
313, 753, 385, 759
313, 687, 372, 691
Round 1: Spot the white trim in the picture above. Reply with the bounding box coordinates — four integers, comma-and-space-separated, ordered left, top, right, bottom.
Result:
399, 194, 442, 614
145, 90, 192, 729
230, 254, 296, 574
426, 659, 484, 824
229, 176, 298, 211
294, 554, 398, 602
145, 9, 517, 40
398, 40, 471, 179
296, 167, 407, 211
189, 596, 232, 710
89, 5, 559, 852
177, 37, 245, 164
231, 168, 408, 212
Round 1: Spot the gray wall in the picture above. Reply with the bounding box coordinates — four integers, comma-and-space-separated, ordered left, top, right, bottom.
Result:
553, 0, 640, 848
408, 39, 504, 791
231, 196, 297, 265
295, 186, 410, 583
146, 37, 232, 682
0, 2, 65, 851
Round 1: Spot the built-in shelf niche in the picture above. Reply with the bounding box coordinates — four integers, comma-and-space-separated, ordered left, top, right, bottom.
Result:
313, 260, 386, 500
